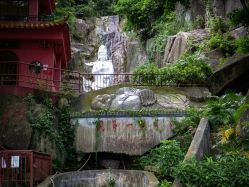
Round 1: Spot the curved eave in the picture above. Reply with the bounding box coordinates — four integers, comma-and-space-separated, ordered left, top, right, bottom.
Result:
0, 17, 68, 30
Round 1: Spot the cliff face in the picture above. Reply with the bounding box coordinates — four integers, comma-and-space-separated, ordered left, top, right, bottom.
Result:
176, 0, 246, 22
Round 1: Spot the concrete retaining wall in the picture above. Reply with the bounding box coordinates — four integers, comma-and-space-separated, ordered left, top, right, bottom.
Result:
72, 116, 182, 155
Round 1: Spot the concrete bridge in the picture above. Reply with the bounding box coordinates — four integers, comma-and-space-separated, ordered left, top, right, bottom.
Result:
207, 54, 249, 95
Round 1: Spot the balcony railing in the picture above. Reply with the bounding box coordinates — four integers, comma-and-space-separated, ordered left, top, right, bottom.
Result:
0, 61, 82, 93
0, 61, 204, 94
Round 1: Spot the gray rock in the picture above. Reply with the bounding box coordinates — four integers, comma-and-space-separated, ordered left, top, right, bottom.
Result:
91, 94, 115, 110
75, 19, 90, 38
126, 41, 147, 73
230, 26, 248, 40
111, 94, 141, 110
163, 29, 208, 64
0, 102, 32, 149
156, 94, 189, 110
205, 48, 224, 70
139, 89, 157, 106
116, 87, 139, 95
237, 108, 249, 139
175, 0, 205, 22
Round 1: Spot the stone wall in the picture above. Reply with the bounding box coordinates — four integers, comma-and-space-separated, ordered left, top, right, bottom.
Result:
72, 116, 182, 155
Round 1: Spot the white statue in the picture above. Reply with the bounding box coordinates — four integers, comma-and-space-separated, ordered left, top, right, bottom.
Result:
83, 45, 114, 91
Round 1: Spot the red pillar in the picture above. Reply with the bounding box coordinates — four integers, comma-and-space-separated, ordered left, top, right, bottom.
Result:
29, 0, 39, 21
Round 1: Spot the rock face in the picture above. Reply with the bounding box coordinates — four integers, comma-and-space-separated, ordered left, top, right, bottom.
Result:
175, 0, 206, 22
163, 29, 208, 65
91, 94, 116, 110
213, 0, 244, 17
91, 87, 157, 110
176, 0, 245, 21
126, 41, 148, 73
237, 108, 249, 139
72, 16, 147, 76
229, 26, 248, 40
90, 87, 191, 111
0, 102, 32, 149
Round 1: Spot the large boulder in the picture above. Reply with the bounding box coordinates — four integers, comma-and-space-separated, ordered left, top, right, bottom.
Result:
175, 0, 206, 22
91, 94, 116, 110
111, 94, 141, 110
126, 41, 147, 73
213, 0, 244, 17
0, 102, 32, 149
91, 87, 158, 110
237, 108, 249, 139
163, 29, 208, 65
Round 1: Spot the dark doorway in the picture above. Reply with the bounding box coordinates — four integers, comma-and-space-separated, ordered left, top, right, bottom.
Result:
0, 51, 18, 85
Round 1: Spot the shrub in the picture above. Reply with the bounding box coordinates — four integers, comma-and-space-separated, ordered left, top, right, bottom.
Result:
229, 7, 249, 26
133, 53, 212, 85
114, 0, 189, 39
193, 15, 205, 29
203, 93, 245, 127
138, 140, 184, 179
208, 34, 237, 56
236, 36, 249, 54
149, 13, 193, 59
132, 62, 158, 84
174, 155, 249, 187
208, 16, 229, 34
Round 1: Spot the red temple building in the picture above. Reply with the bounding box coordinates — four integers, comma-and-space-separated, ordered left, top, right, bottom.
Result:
0, 0, 72, 95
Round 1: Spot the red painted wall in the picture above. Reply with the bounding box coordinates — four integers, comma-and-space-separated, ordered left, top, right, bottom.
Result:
0, 40, 61, 92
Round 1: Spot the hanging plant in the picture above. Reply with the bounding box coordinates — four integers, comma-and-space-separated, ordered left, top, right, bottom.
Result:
138, 118, 146, 129
112, 119, 118, 131
153, 118, 159, 129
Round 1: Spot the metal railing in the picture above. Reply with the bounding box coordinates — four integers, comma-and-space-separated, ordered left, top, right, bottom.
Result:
0, 61, 204, 94
81, 73, 204, 92
0, 150, 51, 187
0, 61, 82, 93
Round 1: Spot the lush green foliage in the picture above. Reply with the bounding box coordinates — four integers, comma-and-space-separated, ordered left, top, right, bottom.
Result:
25, 94, 77, 170
55, 0, 114, 40
209, 34, 237, 56
157, 180, 172, 187
114, 0, 189, 39
193, 15, 205, 29
229, 5, 249, 26
149, 13, 193, 58
133, 53, 212, 85
174, 155, 249, 187
236, 36, 249, 54
174, 93, 246, 139
208, 16, 229, 34
138, 140, 184, 179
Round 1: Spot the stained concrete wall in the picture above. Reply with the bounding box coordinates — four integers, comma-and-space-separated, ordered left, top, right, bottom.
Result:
173, 118, 210, 187
72, 116, 182, 155
39, 170, 159, 187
